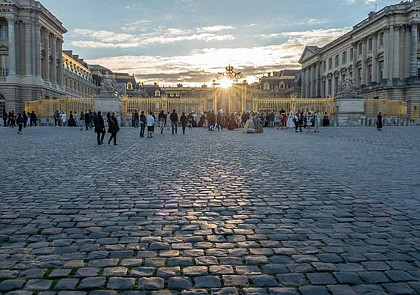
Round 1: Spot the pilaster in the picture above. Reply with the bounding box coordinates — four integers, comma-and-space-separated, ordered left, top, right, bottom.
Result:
6, 16, 16, 76
410, 23, 418, 78
25, 21, 32, 76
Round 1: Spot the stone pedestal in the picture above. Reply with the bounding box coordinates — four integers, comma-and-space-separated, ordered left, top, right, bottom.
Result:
334, 92, 365, 127
94, 92, 122, 124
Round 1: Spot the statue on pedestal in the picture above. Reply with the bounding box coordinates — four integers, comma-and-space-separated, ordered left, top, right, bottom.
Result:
100, 72, 117, 93
339, 75, 356, 94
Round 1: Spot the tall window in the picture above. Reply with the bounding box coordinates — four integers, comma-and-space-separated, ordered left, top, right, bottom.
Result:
342, 51, 347, 64
379, 32, 384, 47
350, 48, 354, 61
368, 38, 373, 52
328, 58, 332, 70
334, 77, 339, 94
368, 64, 372, 84
0, 24, 8, 39
335, 55, 339, 67
323, 61, 326, 72
379, 61, 384, 81
358, 43, 363, 55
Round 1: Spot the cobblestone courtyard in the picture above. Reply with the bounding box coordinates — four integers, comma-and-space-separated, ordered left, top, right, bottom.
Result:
0, 125, 419, 295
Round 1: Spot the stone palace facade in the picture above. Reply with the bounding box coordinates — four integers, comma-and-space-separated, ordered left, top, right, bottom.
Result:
0, 0, 100, 115
299, 0, 420, 119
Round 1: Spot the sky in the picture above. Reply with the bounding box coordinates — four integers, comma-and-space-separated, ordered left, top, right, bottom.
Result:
40, 0, 398, 86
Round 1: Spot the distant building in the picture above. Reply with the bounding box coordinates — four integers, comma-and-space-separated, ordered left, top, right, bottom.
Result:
299, 0, 420, 119
63, 50, 98, 98
114, 72, 139, 97
254, 69, 301, 98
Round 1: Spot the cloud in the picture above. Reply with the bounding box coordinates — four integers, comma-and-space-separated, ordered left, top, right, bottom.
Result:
85, 28, 346, 86
70, 25, 236, 48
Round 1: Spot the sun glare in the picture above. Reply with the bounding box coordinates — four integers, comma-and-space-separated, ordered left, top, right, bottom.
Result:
219, 78, 233, 88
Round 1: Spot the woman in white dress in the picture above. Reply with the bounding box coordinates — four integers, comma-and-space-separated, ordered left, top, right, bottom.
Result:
287, 111, 295, 128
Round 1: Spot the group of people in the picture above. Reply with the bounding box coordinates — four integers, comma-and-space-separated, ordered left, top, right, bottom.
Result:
2, 110, 38, 134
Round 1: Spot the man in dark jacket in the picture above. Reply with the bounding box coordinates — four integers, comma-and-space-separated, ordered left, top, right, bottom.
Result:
139, 111, 147, 138
170, 109, 178, 134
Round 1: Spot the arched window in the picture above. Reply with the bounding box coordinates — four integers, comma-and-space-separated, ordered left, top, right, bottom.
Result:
263, 82, 270, 90
127, 82, 133, 90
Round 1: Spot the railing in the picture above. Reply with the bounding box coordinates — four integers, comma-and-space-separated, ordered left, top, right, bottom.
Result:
25, 97, 94, 117
121, 96, 209, 116
251, 97, 335, 115
364, 99, 407, 117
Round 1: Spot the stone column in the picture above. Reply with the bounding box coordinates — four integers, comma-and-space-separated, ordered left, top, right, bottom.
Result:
51, 36, 57, 85
388, 25, 395, 85
383, 28, 390, 81
34, 22, 41, 78
410, 23, 418, 78
57, 39, 64, 86
393, 26, 401, 80
372, 34, 378, 83
25, 21, 32, 76
361, 39, 367, 86
7, 16, 16, 76
315, 63, 320, 97
43, 30, 50, 81
352, 43, 358, 86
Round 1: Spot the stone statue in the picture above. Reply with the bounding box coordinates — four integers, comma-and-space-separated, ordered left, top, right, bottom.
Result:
100, 72, 117, 93
339, 75, 356, 93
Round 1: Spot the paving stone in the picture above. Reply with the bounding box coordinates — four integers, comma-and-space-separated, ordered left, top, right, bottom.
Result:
103, 267, 128, 277
0, 279, 25, 291
210, 287, 239, 295
129, 267, 155, 277
241, 288, 269, 295
267, 287, 298, 295
168, 277, 193, 289
299, 285, 330, 295
54, 278, 79, 290
138, 277, 165, 290
194, 276, 222, 288
359, 271, 390, 284
222, 275, 249, 287
250, 275, 279, 287
385, 270, 416, 281
352, 284, 387, 295
24, 280, 53, 291
327, 284, 358, 295
276, 274, 307, 286
49, 269, 72, 278
382, 282, 415, 294
332, 272, 363, 285
107, 277, 135, 290
77, 277, 106, 289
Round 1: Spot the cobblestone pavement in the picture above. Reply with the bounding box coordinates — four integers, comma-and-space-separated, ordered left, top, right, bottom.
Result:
0, 125, 419, 295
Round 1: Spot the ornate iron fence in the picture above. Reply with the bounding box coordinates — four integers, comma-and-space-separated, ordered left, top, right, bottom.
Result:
364, 99, 407, 117
25, 97, 94, 117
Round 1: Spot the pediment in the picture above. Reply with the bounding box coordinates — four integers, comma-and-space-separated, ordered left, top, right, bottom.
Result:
299, 46, 319, 64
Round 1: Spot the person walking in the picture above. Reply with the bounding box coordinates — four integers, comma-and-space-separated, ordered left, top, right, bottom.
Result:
30, 111, 38, 126
158, 110, 166, 134
377, 111, 383, 131
107, 112, 119, 145
2, 110, 7, 127
180, 112, 188, 134
16, 113, 24, 134
314, 110, 321, 132
170, 109, 178, 134
94, 111, 106, 145
146, 111, 155, 138
139, 111, 146, 138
